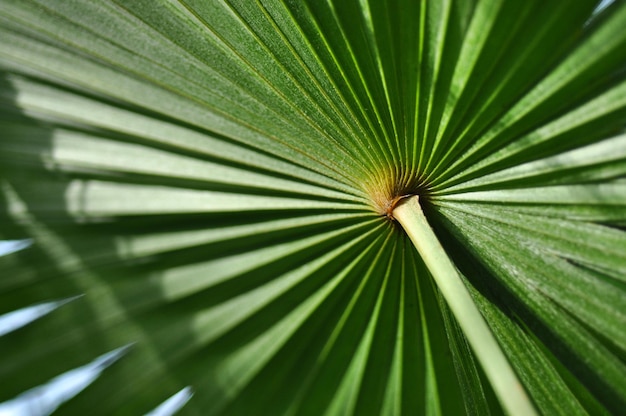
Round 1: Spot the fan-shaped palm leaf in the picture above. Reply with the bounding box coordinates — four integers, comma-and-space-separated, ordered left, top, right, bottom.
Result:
1, 0, 625, 415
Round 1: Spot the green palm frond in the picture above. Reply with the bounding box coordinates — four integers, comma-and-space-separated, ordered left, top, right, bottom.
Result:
1, 0, 625, 415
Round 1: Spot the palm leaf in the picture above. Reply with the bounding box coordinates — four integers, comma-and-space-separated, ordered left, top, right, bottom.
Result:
1, 0, 625, 414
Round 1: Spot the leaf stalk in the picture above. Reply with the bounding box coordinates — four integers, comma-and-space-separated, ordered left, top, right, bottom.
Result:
393, 196, 536, 416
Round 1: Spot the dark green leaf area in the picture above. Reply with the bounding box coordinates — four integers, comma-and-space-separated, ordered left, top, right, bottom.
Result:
433, 202, 626, 414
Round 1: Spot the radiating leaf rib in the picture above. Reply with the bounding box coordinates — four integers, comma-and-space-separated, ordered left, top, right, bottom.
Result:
139, 222, 378, 302
325, 0, 396, 162
438, 294, 495, 416
370, 0, 422, 172
391, 246, 428, 415
0, 123, 364, 203
174, 0, 369, 173
462, 276, 594, 416
352, 234, 404, 416
418, 0, 474, 174
7, 179, 361, 218
436, 1, 626, 185
193, 228, 381, 348
436, 202, 626, 282
435, 205, 626, 412
113, 213, 372, 260
0, 1, 364, 186
180, 235, 385, 414
437, 183, 626, 205
1, 75, 360, 197
242, 0, 384, 171
357, 0, 403, 164
448, 78, 626, 183
437, 133, 626, 192
289, 1, 391, 170
0, 202, 382, 412
0, 78, 356, 198
426, 0, 507, 171
132, 223, 384, 376
378, 244, 407, 416
408, 235, 465, 416
213, 233, 389, 415
280, 234, 396, 416
293, 277, 379, 416
427, 1, 599, 180
438, 207, 626, 351
21, 220, 381, 329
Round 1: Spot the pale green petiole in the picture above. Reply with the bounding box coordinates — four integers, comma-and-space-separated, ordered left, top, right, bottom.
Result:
393, 196, 537, 416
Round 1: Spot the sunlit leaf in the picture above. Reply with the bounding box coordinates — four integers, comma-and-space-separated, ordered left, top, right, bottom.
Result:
1, 0, 625, 414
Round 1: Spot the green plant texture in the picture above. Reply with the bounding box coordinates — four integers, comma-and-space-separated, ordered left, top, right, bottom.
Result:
1, 1, 625, 415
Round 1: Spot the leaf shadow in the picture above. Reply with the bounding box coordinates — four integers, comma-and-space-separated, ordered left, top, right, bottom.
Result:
427, 204, 626, 414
